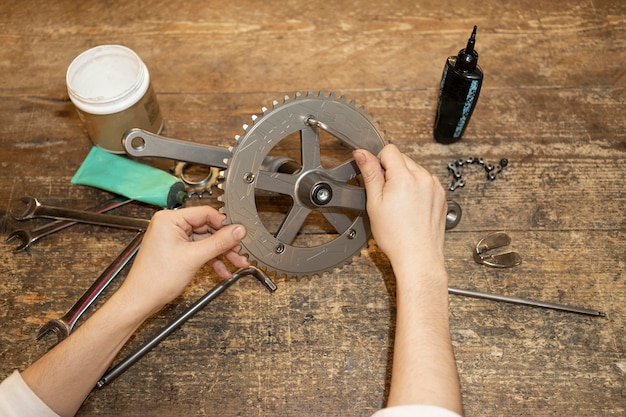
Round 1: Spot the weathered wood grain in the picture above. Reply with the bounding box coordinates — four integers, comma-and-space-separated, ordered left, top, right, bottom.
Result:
0, 0, 624, 416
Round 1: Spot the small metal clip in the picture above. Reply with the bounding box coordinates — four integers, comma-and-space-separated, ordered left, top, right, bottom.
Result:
473, 232, 522, 268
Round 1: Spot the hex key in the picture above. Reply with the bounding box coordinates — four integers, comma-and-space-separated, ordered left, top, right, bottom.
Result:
97, 266, 277, 388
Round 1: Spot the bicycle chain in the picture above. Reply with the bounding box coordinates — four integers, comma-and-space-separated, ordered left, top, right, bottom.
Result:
447, 157, 509, 191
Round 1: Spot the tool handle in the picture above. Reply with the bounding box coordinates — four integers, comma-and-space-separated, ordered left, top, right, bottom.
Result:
34, 206, 150, 230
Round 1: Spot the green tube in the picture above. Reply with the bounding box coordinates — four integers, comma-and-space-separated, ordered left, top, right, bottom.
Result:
71, 146, 186, 208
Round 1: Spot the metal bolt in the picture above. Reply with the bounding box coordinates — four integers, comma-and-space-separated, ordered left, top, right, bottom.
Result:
316, 188, 330, 203
311, 183, 332, 206
275, 243, 285, 254
347, 229, 357, 239
243, 172, 256, 184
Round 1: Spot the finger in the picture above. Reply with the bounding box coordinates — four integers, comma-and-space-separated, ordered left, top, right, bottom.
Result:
209, 259, 232, 279
353, 149, 385, 201
173, 205, 227, 235
192, 223, 246, 260
377, 144, 408, 180
224, 249, 250, 269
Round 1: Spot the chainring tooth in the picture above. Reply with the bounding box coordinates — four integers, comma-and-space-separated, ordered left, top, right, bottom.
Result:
222, 91, 385, 279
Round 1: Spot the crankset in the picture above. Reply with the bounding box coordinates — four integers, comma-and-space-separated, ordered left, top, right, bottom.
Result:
122, 91, 461, 278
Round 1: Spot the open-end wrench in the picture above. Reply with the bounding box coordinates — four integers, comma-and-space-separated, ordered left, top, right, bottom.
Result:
37, 232, 144, 344
13, 197, 150, 231
6, 196, 132, 252
97, 266, 277, 388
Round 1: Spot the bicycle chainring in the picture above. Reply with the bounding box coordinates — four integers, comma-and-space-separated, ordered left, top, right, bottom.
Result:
219, 91, 386, 279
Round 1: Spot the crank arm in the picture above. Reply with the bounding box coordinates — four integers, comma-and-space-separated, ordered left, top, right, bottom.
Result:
122, 128, 232, 169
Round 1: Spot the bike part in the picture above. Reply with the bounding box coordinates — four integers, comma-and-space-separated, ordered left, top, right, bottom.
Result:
447, 157, 508, 191
172, 162, 220, 198
473, 232, 522, 268
120, 92, 461, 278
96, 266, 277, 388
123, 128, 231, 168
446, 201, 462, 229
220, 91, 386, 278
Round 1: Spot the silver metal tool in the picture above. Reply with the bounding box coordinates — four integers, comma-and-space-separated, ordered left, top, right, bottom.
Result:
473, 232, 522, 268
96, 266, 277, 388
37, 232, 144, 344
6, 197, 132, 252
448, 287, 606, 317
13, 196, 150, 231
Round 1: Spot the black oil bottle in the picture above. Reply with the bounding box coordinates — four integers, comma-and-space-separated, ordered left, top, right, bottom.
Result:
434, 26, 483, 144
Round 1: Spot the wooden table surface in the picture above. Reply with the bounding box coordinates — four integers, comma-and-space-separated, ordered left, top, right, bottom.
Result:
1, 1, 624, 416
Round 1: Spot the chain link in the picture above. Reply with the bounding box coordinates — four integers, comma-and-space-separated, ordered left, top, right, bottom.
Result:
447, 157, 509, 191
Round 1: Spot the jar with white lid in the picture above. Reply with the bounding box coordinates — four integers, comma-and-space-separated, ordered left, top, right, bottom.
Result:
66, 45, 163, 153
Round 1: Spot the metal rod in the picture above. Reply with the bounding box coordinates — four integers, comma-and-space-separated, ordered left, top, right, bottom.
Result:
449, 287, 606, 317
97, 266, 276, 388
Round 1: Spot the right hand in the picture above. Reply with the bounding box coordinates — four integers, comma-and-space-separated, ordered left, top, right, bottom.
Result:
353, 144, 448, 272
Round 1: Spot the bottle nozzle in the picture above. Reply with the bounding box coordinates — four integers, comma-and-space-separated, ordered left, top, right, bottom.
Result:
465, 25, 477, 55
455, 26, 479, 71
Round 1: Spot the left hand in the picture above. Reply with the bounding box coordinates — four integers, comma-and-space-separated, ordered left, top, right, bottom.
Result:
119, 206, 249, 314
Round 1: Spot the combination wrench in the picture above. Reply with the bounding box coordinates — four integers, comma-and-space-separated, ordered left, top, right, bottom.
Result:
6, 196, 132, 252
37, 232, 144, 344
97, 266, 277, 388
13, 196, 150, 230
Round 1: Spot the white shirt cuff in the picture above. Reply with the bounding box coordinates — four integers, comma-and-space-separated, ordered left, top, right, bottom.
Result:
371, 404, 462, 417
0, 370, 61, 417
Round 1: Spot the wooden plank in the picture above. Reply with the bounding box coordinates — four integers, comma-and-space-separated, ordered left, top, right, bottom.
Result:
0, 0, 624, 416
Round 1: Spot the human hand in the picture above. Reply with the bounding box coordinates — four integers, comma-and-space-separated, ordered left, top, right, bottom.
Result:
119, 205, 249, 315
353, 144, 448, 274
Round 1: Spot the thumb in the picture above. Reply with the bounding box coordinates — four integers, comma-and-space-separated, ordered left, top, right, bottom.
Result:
353, 149, 385, 201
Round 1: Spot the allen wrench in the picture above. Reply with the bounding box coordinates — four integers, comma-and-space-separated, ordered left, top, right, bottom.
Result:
97, 266, 277, 388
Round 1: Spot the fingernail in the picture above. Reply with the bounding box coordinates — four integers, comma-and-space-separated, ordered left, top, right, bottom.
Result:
353, 150, 366, 164
233, 225, 246, 240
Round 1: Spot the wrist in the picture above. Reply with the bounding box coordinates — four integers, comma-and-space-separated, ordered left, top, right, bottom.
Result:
391, 258, 448, 288
107, 283, 161, 328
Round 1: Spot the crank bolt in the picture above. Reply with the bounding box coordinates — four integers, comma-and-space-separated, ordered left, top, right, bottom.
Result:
274, 243, 285, 254
243, 172, 256, 184
311, 183, 332, 206
347, 229, 357, 239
